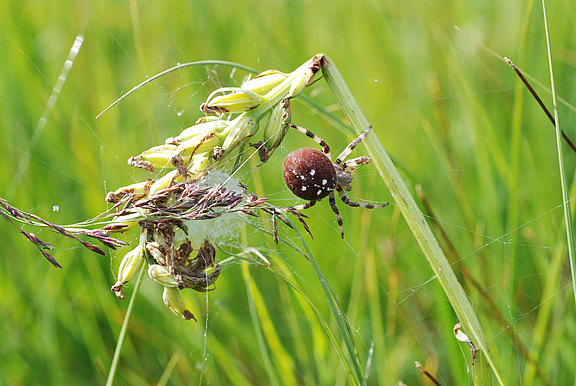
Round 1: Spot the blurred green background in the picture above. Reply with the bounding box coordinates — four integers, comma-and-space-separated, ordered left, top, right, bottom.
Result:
1, 0, 576, 384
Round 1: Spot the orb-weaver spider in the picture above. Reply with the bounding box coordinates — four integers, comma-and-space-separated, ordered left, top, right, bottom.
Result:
282, 123, 388, 238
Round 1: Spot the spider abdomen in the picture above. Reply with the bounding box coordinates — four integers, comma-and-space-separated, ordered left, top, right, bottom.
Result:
283, 148, 336, 201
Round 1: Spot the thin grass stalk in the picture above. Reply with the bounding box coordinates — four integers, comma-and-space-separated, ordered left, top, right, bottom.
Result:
96, 61, 259, 119
267, 258, 342, 383
320, 55, 502, 385
106, 266, 145, 386
540, 0, 576, 308
242, 220, 355, 383
242, 264, 282, 386
293, 229, 366, 386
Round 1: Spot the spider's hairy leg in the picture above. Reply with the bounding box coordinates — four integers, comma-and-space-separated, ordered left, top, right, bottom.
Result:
341, 156, 371, 169
328, 191, 345, 239
335, 126, 372, 164
285, 123, 331, 158
337, 187, 389, 209
291, 200, 317, 211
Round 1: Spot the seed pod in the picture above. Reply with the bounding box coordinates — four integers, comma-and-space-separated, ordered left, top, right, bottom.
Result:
163, 287, 196, 320
111, 241, 146, 299
177, 133, 221, 159
130, 144, 178, 171
148, 264, 178, 287
105, 180, 152, 203
288, 69, 308, 98
169, 119, 229, 145
188, 155, 211, 175
202, 90, 260, 114
148, 156, 210, 195
288, 56, 323, 98
241, 70, 288, 96
220, 113, 256, 152
148, 170, 179, 195
258, 102, 288, 161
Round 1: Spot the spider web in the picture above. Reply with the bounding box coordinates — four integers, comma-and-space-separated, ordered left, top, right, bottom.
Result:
3, 17, 574, 386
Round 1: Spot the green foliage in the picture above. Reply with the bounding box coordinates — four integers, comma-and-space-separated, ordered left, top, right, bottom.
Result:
1, 0, 576, 384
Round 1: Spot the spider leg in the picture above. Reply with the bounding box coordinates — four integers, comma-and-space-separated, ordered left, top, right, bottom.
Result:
335, 126, 372, 164
291, 200, 317, 211
286, 123, 331, 158
328, 191, 345, 239
337, 187, 389, 209
341, 156, 371, 169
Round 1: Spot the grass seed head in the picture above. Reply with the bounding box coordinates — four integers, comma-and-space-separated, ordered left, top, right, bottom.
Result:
111, 238, 146, 299
201, 91, 260, 114
106, 180, 152, 203
138, 144, 179, 168
241, 70, 288, 96
176, 133, 221, 158
168, 119, 229, 145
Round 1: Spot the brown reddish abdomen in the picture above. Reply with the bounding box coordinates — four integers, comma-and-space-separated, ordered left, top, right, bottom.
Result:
283, 148, 337, 201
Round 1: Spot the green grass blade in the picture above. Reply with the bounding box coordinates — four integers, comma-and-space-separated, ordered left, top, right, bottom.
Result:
320, 54, 503, 385
540, 0, 576, 308
242, 263, 293, 386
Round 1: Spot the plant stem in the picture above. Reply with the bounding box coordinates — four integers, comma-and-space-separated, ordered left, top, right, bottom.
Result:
106, 266, 145, 386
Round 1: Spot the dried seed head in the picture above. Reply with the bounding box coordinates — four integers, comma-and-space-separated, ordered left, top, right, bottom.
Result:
283, 148, 336, 200
171, 239, 221, 291
146, 241, 165, 264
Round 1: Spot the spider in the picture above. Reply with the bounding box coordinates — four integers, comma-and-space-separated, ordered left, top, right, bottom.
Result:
282, 123, 388, 238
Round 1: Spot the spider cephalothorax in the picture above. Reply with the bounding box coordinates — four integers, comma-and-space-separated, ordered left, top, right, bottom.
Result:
282, 124, 388, 238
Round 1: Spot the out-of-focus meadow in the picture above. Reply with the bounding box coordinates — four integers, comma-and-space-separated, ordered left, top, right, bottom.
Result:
1, 0, 576, 384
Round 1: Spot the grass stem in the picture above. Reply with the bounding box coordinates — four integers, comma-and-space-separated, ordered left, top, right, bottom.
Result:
106, 266, 145, 386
